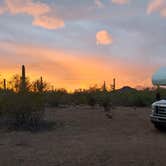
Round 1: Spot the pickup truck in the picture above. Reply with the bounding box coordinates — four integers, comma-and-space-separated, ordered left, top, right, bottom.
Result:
151, 100, 166, 129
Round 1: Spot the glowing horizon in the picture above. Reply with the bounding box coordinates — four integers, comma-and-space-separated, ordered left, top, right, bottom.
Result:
0, 68, 153, 92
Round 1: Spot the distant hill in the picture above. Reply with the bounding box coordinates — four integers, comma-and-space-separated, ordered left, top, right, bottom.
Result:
116, 86, 137, 93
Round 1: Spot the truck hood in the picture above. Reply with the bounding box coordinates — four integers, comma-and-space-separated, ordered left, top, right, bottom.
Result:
152, 100, 166, 106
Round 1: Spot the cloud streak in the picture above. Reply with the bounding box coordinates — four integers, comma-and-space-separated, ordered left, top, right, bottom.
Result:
0, 0, 64, 30
112, 0, 129, 5
0, 41, 153, 90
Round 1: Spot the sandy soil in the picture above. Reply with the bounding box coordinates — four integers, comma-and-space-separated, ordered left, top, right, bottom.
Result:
0, 106, 166, 166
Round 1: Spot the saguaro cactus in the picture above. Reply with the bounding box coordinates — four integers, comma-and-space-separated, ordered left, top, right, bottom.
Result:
38, 76, 44, 93
3, 79, 6, 91
20, 65, 27, 92
111, 78, 116, 91
113, 78, 116, 91
102, 81, 107, 92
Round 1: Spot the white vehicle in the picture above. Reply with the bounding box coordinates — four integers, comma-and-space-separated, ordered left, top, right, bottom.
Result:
151, 68, 166, 129
151, 100, 166, 129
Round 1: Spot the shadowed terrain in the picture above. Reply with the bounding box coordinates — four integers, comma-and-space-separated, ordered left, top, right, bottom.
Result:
0, 106, 165, 166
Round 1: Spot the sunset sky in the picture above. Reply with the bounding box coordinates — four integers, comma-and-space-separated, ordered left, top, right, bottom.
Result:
0, 0, 166, 91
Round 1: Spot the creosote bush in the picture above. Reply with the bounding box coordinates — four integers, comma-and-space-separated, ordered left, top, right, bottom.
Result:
45, 87, 158, 108
0, 92, 44, 130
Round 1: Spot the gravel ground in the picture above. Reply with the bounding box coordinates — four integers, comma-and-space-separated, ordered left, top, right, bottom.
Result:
0, 106, 165, 166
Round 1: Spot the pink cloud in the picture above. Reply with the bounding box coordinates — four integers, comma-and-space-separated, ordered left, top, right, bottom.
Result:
33, 15, 64, 30
0, 0, 64, 30
96, 30, 113, 45
5, 0, 50, 16
147, 0, 166, 17
0, 5, 6, 14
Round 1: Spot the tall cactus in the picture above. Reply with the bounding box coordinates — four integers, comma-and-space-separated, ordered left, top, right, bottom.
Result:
20, 65, 27, 93
39, 76, 44, 93
102, 81, 107, 92
113, 78, 116, 91
111, 78, 116, 91
3, 79, 6, 91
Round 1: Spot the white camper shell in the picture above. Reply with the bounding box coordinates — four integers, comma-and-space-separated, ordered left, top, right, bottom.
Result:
152, 67, 166, 86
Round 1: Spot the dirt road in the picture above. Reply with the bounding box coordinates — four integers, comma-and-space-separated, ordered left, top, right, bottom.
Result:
0, 106, 165, 166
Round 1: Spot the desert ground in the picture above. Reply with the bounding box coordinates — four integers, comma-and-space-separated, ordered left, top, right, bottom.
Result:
0, 106, 166, 166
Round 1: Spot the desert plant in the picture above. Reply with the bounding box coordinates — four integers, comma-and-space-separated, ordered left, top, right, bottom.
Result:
0, 66, 45, 130
32, 77, 48, 93
87, 95, 96, 107
3, 79, 7, 91
0, 92, 44, 130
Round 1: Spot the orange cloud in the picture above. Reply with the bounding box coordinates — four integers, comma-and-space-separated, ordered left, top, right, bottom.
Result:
112, 0, 129, 5
0, 0, 64, 30
147, 0, 166, 17
5, 0, 50, 16
96, 30, 113, 45
0, 5, 6, 14
33, 15, 64, 30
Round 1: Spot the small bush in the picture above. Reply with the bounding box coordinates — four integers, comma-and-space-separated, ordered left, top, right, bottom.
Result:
0, 92, 44, 130
87, 95, 96, 107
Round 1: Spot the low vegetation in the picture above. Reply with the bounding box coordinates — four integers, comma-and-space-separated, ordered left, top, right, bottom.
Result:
45, 86, 159, 108
0, 66, 45, 130
0, 92, 44, 130
0, 65, 162, 130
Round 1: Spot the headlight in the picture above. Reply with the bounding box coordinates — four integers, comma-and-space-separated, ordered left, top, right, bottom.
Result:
151, 105, 156, 114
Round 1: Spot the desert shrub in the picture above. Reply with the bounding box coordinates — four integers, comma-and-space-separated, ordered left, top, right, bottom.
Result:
110, 88, 156, 107
0, 92, 44, 130
42, 86, 158, 108
87, 95, 96, 107
46, 90, 70, 107
129, 94, 147, 107
100, 93, 111, 111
